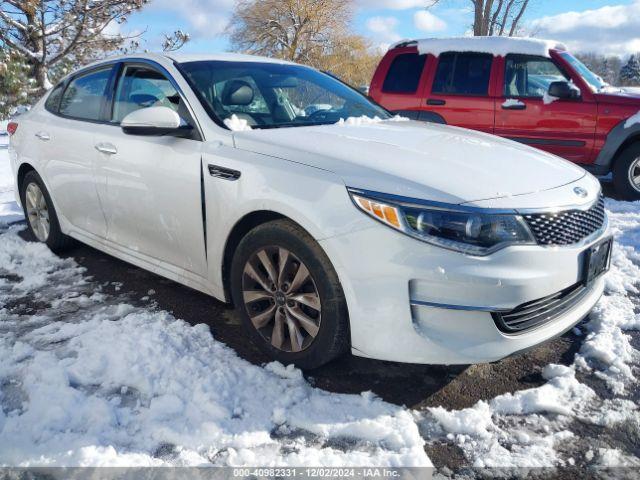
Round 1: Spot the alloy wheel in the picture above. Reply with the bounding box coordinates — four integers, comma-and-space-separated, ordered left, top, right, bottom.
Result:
629, 157, 640, 193
241, 246, 321, 353
25, 183, 50, 242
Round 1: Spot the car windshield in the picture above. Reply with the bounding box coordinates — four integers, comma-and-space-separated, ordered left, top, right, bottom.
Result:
560, 52, 606, 92
179, 60, 391, 129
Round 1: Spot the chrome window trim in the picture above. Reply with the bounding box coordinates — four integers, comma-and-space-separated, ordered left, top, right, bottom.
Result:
47, 57, 205, 141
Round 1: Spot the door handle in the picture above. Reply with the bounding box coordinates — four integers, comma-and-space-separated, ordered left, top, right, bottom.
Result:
502, 102, 527, 111
426, 99, 446, 106
95, 143, 118, 155
35, 131, 50, 141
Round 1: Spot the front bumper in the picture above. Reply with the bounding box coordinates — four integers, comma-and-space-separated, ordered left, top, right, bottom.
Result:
320, 222, 608, 365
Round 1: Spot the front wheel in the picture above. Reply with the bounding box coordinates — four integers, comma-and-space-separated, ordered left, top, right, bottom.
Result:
20, 170, 74, 253
612, 143, 640, 200
230, 219, 350, 369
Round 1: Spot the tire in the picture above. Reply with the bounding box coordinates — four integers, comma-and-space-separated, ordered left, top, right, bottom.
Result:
20, 170, 74, 253
612, 143, 640, 200
230, 219, 350, 369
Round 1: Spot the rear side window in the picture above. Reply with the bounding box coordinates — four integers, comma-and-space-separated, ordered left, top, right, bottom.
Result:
382, 53, 426, 94
45, 83, 65, 113
59, 68, 112, 121
432, 52, 493, 96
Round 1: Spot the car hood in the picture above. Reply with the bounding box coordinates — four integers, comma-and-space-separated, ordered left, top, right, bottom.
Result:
594, 87, 640, 106
232, 121, 586, 204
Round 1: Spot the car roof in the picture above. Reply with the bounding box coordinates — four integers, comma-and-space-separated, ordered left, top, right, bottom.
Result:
79, 52, 296, 70
390, 37, 568, 58
163, 52, 296, 65
57, 52, 299, 84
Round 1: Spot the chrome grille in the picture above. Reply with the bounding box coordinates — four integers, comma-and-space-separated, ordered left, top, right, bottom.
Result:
492, 283, 590, 334
523, 195, 606, 246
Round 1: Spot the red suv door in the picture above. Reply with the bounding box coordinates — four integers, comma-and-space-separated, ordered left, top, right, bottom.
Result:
494, 54, 597, 164
422, 52, 497, 134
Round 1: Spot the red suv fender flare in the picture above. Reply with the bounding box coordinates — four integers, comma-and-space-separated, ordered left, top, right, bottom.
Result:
594, 119, 640, 174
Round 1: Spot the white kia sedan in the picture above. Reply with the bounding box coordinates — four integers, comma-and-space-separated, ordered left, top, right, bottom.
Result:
8, 53, 611, 369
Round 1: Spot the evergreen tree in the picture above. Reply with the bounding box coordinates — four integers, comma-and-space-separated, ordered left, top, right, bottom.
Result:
0, 50, 32, 119
620, 54, 640, 86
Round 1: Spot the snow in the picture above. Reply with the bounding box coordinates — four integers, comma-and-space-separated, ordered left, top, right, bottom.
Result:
336, 115, 409, 126
223, 114, 253, 132
397, 37, 567, 58
624, 110, 640, 129
597, 448, 640, 467
0, 227, 430, 466
502, 99, 525, 108
543, 92, 559, 105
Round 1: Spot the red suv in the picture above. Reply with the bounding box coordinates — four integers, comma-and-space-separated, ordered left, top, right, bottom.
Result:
370, 37, 640, 199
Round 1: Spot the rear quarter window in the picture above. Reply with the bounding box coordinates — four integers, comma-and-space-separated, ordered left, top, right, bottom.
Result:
382, 53, 426, 94
59, 67, 112, 121
45, 82, 65, 113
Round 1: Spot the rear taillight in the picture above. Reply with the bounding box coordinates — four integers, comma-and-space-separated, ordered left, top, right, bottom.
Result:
6, 122, 18, 136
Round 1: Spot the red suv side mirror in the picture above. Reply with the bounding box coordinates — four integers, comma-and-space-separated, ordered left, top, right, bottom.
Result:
548, 81, 580, 100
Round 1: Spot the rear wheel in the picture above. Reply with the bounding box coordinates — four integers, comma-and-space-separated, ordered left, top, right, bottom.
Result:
612, 143, 640, 200
230, 219, 349, 369
20, 170, 74, 253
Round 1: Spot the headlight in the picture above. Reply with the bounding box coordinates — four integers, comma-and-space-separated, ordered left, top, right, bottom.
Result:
349, 189, 536, 256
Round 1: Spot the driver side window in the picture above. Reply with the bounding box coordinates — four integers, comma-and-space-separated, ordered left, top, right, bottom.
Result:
504, 55, 568, 98
112, 65, 181, 123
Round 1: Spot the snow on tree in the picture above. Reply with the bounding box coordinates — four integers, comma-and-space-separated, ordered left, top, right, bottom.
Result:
0, 50, 33, 119
0, 0, 148, 95
620, 54, 640, 87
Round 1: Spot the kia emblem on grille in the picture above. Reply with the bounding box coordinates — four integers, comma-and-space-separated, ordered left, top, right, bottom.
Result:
573, 187, 588, 198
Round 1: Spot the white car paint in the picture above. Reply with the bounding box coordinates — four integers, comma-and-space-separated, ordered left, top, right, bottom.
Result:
9, 53, 610, 364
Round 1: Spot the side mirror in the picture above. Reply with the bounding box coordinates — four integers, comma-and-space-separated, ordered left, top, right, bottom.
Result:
548, 81, 580, 100
121, 106, 191, 136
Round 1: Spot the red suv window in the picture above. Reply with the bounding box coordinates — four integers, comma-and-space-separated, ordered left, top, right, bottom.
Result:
504, 54, 568, 98
382, 53, 426, 94
432, 52, 493, 96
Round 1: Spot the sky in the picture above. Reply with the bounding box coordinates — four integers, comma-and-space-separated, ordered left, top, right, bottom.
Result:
124, 0, 640, 57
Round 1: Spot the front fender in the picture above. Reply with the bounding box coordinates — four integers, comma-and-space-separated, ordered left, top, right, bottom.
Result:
201, 143, 371, 299
595, 117, 640, 170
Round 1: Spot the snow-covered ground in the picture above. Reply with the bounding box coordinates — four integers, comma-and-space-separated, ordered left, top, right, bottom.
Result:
0, 125, 638, 470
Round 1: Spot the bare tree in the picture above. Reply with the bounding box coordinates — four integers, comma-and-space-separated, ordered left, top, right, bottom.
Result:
226, 0, 380, 87
315, 35, 383, 88
227, 0, 352, 64
162, 30, 190, 52
431, 0, 531, 36
0, 0, 147, 93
